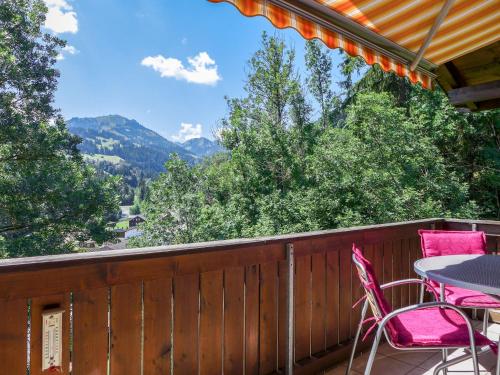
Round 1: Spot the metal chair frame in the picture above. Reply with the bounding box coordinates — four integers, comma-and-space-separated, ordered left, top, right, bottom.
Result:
347, 254, 487, 375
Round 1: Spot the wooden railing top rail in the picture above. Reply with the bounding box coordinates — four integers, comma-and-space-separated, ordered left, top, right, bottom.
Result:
443, 218, 500, 226
0, 218, 442, 272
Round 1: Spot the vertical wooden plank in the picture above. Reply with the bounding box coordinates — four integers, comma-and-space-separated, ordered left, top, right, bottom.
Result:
224, 267, 245, 375
144, 278, 172, 375
73, 288, 109, 374
259, 262, 278, 375
173, 273, 199, 374
409, 238, 419, 304
325, 250, 339, 348
200, 270, 223, 375
382, 242, 393, 306
294, 255, 311, 361
0, 298, 27, 374
401, 239, 410, 307
30, 294, 70, 375
110, 283, 142, 375
311, 252, 326, 355
392, 241, 402, 309
277, 260, 288, 371
486, 235, 497, 254
245, 265, 260, 375
372, 243, 384, 283
338, 248, 351, 343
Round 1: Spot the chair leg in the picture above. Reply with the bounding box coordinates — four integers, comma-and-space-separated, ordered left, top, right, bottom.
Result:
442, 349, 448, 375
439, 283, 448, 375
483, 308, 489, 335
496, 337, 500, 375
364, 325, 384, 375
470, 343, 480, 375
433, 350, 475, 375
419, 281, 425, 303
346, 300, 369, 375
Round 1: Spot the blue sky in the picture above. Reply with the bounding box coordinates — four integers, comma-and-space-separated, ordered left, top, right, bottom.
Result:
47, 0, 344, 141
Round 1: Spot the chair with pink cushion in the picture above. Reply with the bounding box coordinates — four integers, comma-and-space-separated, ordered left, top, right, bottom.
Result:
418, 229, 500, 335
347, 245, 495, 375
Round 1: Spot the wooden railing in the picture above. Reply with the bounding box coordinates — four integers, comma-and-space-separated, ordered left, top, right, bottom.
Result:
0, 218, 498, 375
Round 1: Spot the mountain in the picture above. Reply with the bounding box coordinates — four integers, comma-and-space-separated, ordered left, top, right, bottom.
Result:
182, 137, 223, 158
67, 115, 224, 204
68, 115, 197, 175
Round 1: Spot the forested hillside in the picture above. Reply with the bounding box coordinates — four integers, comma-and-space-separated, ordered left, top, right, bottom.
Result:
68, 115, 223, 204
131, 34, 499, 248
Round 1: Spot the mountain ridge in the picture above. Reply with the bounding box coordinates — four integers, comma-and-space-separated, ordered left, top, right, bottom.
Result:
67, 115, 223, 204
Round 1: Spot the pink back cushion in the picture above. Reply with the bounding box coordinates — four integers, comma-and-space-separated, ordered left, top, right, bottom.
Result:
352, 245, 392, 317
418, 230, 486, 258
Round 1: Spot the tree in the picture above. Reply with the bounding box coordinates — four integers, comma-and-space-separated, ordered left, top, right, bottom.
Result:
129, 204, 141, 215
307, 92, 477, 229
136, 33, 482, 248
0, 0, 120, 257
305, 40, 334, 129
130, 155, 203, 246
344, 56, 500, 219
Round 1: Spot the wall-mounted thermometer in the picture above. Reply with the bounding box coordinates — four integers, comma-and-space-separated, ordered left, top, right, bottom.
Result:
42, 308, 65, 371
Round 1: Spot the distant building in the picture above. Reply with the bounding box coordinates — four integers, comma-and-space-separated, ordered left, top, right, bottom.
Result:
128, 215, 145, 228
78, 239, 97, 249
115, 229, 127, 238
99, 238, 129, 251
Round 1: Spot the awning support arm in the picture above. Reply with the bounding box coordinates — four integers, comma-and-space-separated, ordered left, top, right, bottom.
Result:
410, 0, 455, 71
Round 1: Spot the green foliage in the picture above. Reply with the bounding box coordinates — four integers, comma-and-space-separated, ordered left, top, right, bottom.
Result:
0, 0, 120, 257
308, 92, 477, 228
351, 62, 499, 219
305, 40, 335, 129
115, 220, 129, 230
135, 33, 496, 247
130, 203, 141, 215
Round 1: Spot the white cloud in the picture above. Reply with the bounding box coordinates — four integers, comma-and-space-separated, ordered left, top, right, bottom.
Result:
44, 0, 78, 34
171, 123, 202, 142
141, 52, 221, 86
56, 44, 79, 60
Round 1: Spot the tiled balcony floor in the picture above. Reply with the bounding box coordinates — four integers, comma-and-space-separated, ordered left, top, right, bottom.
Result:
326, 321, 500, 375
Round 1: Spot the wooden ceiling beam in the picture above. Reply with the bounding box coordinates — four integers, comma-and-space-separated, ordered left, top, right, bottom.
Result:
448, 80, 500, 106
443, 62, 477, 110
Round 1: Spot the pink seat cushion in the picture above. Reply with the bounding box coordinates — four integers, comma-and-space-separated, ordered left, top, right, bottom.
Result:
418, 230, 486, 258
389, 307, 492, 348
430, 285, 500, 307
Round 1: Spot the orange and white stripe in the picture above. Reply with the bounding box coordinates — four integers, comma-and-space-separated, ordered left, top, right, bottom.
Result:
317, 0, 500, 65
209, 0, 500, 90
209, 0, 433, 88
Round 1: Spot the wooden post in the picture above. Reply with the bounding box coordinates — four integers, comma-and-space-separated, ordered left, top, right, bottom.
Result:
286, 243, 295, 375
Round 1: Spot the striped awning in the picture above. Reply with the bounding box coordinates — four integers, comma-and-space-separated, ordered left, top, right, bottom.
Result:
209, 0, 500, 90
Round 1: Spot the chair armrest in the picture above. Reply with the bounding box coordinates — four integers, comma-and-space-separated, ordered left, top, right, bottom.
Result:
380, 278, 439, 300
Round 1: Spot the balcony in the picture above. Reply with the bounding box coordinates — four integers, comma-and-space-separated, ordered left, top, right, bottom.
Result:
0, 218, 498, 374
